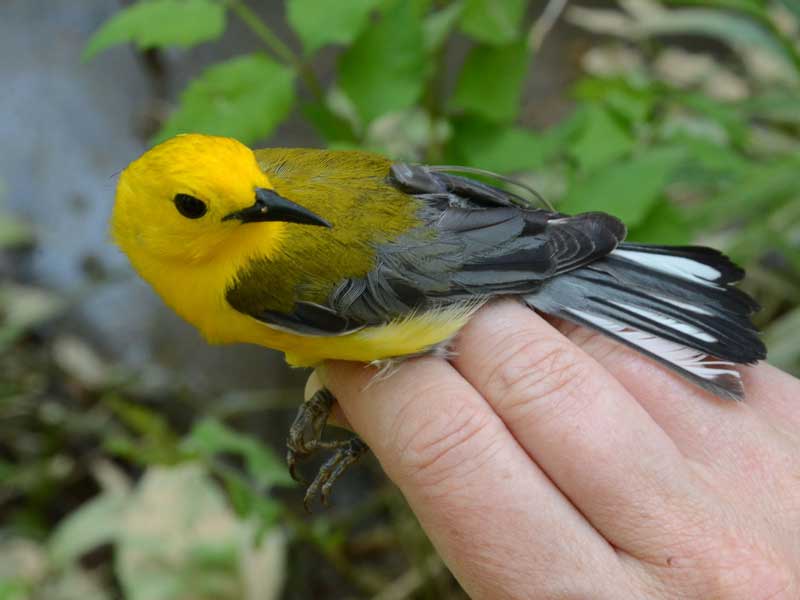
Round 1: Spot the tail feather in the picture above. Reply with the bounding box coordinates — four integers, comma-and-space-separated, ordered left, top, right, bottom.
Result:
527, 243, 766, 400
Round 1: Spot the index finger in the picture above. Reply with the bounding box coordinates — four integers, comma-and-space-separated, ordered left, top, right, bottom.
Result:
451, 301, 719, 560
322, 357, 624, 599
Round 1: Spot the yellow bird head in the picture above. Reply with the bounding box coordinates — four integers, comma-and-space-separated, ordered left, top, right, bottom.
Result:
111, 133, 329, 263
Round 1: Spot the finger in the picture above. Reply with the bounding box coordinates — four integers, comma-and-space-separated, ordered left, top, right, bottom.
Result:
452, 301, 719, 560
740, 363, 800, 432
322, 357, 628, 599
551, 319, 795, 461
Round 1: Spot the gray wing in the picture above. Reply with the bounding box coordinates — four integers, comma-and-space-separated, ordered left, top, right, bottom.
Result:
231, 163, 627, 335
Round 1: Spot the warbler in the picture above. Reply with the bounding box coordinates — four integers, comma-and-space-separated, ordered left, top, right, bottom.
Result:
112, 133, 766, 506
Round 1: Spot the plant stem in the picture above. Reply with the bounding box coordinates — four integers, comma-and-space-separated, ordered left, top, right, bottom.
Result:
228, 0, 324, 100
528, 0, 568, 51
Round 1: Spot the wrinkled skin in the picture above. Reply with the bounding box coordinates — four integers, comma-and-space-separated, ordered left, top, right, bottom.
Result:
317, 301, 799, 600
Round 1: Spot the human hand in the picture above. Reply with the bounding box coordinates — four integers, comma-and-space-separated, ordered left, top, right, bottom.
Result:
316, 300, 799, 599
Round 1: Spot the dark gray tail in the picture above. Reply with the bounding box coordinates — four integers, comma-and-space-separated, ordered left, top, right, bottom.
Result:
526, 242, 766, 400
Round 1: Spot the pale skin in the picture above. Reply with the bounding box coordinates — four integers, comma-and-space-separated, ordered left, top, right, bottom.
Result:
308, 300, 799, 599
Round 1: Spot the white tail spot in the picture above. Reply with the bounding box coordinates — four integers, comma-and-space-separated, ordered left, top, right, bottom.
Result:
614, 249, 721, 286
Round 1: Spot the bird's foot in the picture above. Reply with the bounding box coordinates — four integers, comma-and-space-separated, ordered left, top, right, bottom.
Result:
286, 387, 369, 510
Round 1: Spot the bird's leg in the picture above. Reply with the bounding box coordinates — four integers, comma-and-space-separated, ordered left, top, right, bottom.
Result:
303, 436, 368, 511
286, 388, 335, 481
286, 387, 369, 509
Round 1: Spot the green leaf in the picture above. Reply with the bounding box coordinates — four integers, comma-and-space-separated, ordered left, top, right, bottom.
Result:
154, 54, 295, 145
183, 418, 293, 488
569, 106, 633, 172
573, 78, 656, 127
460, 0, 525, 45
451, 42, 529, 123
83, 0, 226, 60
560, 147, 685, 226
448, 117, 561, 172
221, 471, 282, 526
626, 200, 694, 245
339, 1, 427, 123
287, 0, 381, 54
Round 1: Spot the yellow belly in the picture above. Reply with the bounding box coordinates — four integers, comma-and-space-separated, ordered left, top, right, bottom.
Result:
214, 300, 483, 367
129, 230, 482, 368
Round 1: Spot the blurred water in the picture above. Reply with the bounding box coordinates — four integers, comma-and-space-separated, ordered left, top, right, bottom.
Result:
0, 1, 306, 394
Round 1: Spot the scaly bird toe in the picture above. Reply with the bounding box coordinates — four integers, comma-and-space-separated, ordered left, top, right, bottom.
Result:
286, 387, 370, 510
303, 436, 369, 511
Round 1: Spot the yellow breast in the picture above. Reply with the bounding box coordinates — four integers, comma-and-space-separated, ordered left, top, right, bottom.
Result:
125, 222, 479, 368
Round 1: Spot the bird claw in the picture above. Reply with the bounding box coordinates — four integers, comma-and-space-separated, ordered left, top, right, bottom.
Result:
303, 437, 369, 512
286, 387, 369, 510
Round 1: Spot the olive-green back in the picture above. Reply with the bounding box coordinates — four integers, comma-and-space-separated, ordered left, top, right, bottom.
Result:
226, 148, 422, 314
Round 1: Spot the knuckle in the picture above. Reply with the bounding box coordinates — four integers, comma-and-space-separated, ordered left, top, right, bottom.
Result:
652, 534, 795, 600
486, 334, 593, 418
708, 539, 794, 600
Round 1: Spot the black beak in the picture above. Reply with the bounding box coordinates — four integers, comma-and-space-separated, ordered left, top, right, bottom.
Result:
222, 188, 331, 228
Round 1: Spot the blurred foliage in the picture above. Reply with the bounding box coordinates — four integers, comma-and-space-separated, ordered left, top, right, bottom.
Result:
3, 0, 800, 598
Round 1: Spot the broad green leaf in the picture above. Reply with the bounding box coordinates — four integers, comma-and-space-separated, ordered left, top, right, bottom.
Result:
574, 78, 656, 126
448, 118, 561, 172
183, 418, 293, 488
83, 0, 226, 60
287, 0, 381, 54
424, 2, 463, 52
569, 106, 633, 172
451, 42, 529, 123
560, 148, 685, 226
339, 1, 427, 123
626, 200, 694, 245
460, 0, 525, 45
154, 54, 295, 145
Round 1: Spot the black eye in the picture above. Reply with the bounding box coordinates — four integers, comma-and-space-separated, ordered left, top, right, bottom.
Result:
174, 193, 207, 219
